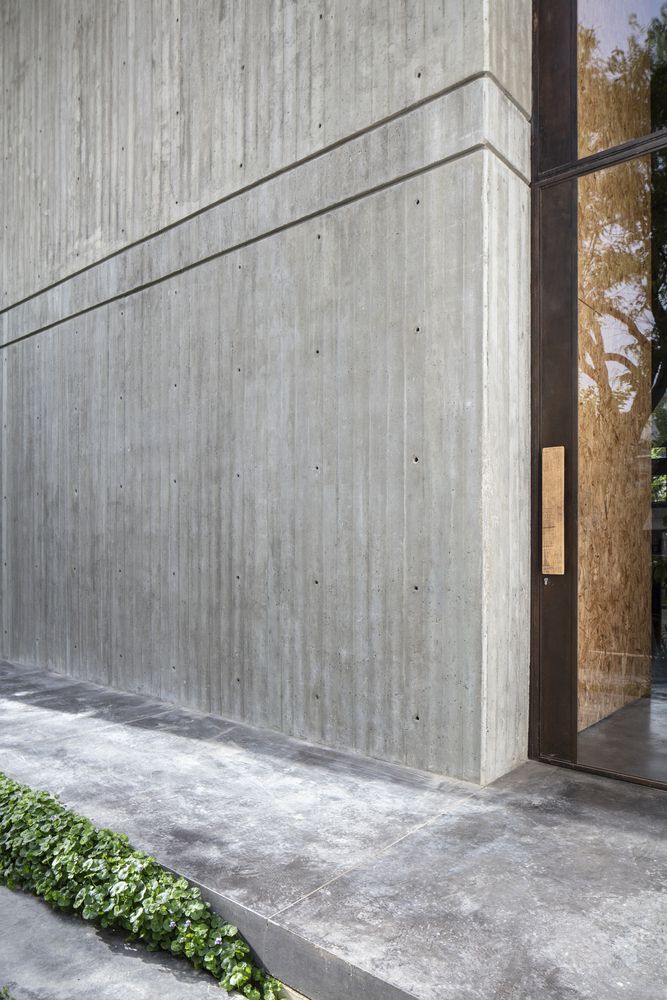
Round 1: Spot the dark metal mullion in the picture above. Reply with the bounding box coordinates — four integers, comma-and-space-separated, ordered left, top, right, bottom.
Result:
528, 137, 543, 761
570, 189, 580, 764
535, 178, 579, 763
536, 129, 667, 187
531, 0, 579, 764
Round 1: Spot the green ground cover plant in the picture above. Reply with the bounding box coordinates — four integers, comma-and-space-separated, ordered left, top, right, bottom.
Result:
0, 772, 283, 999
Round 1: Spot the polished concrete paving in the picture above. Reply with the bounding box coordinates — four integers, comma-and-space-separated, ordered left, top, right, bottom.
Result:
0, 661, 665, 1000
577, 689, 667, 782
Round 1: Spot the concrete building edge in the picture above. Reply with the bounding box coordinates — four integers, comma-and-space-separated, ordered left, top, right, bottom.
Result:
478, 147, 532, 787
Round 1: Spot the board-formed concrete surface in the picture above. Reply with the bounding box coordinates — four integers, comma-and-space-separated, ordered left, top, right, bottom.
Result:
0, 0, 532, 786
0, 0, 531, 307
0, 663, 665, 1000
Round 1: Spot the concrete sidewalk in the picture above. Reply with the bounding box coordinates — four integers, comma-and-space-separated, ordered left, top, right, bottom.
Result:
0, 660, 665, 1000
0, 885, 222, 1000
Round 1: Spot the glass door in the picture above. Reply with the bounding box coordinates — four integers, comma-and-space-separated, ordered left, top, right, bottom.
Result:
534, 0, 667, 787
576, 152, 667, 783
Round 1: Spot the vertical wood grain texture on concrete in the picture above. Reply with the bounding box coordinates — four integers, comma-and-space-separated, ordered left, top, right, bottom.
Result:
480, 151, 531, 784
2, 0, 498, 309
0, 1, 532, 782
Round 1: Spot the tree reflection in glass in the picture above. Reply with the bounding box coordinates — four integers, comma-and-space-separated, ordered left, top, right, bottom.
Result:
576, 6, 667, 730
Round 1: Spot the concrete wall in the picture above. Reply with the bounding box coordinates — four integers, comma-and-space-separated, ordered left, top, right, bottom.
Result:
0, 0, 531, 784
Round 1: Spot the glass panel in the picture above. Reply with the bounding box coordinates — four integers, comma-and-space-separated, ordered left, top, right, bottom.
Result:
577, 152, 667, 781
578, 1, 667, 157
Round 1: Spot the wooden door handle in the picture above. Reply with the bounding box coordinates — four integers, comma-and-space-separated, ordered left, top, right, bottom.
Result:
542, 446, 565, 575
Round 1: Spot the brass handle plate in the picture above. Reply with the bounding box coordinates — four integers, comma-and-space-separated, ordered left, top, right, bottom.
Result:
542, 446, 565, 575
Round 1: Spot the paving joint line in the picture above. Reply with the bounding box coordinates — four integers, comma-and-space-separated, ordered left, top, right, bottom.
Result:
268, 784, 483, 919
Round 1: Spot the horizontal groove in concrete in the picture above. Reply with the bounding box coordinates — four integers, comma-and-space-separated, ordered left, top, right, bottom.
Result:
0, 75, 529, 349
0, 69, 530, 322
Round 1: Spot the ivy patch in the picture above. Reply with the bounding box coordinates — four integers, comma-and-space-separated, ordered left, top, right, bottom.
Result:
0, 772, 283, 999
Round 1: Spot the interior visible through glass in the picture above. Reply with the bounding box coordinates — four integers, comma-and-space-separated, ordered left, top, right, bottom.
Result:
578, 1, 667, 157
577, 152, 667, 781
